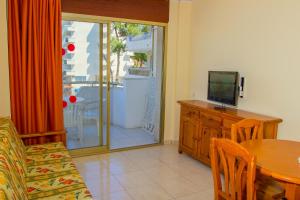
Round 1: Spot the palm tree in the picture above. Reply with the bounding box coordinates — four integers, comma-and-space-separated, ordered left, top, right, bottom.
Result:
130, 53, 148, 67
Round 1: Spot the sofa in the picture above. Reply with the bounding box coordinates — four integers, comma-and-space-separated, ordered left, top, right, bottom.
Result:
0, 117, 93, 200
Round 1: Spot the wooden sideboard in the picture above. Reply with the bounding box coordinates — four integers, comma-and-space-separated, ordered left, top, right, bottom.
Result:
178, 100, 282, 166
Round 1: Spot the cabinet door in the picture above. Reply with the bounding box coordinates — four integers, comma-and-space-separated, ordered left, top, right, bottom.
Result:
180, 117, 198, 155
222, 128, 232, 139
198, 125, 222, 164
199, 126, 211, 163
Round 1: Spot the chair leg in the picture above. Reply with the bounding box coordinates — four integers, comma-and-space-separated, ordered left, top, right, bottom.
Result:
77, 116, 83, 142
79, 120, 84, 142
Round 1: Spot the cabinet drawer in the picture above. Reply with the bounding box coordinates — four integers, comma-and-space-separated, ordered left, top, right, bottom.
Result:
200, 113, 222, 127
223, 118, 238, 129
181, 106, 200, 119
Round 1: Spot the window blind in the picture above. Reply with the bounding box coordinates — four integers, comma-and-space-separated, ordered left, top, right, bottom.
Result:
61, 0, 169, 23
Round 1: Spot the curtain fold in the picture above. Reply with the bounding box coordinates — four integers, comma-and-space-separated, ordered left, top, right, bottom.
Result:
8, 0, 64, 145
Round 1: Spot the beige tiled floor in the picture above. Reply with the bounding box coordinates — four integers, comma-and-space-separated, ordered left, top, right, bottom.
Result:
73, 144, 214, 200
67, 124, 157, 150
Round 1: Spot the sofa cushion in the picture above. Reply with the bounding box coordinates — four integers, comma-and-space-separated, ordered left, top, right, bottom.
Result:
0, 117, 92, 199
0, 132, 27, 190
0, 154, 28, 200
26, 173, 92, 199
25, 151, 93, 199
0, 117, 26, 158
25, 142, 66, 156
0, 124, 27, 173
0, 140, 27, 187
26, 162, 78, 182
26, 150, 72, 166
34, 188, 92, 200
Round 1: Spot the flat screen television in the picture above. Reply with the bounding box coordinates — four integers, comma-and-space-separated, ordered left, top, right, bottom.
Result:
207, 71, 239, 106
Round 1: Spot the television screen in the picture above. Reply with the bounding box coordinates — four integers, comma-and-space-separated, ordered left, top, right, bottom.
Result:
208, 71, 239, 106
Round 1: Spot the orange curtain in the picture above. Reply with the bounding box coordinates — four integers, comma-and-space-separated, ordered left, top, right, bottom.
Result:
8, 0, 65, 145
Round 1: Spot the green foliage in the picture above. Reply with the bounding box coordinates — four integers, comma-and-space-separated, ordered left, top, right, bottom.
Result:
112, 22, 150, 38
111, 23, 151, 55
111, 22, 151, 82
130, 53, 148, 67
141, 25, 150, 33
111, 37, 126, 54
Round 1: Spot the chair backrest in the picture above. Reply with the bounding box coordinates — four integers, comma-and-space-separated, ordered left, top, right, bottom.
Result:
210, 138, 256, 200
231, 119, 263, 143
76, 86, 100, 112
77, 86, 99, 101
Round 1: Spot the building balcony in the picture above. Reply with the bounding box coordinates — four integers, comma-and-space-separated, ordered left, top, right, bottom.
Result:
63, 59, 75, 65
126, 33, 152, 53
64, 37, 76, 43
64, 52, 75, 59
63, 65, 74, 72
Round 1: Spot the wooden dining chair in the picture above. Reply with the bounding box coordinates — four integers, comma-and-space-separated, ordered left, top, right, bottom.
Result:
210, 138, 257, 200
231, 119, 285, 199
231, 119, 263, 143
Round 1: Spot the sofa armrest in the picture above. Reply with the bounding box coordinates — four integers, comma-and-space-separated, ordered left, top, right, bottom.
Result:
19, 131, 65, 138
19, 130, 66, 146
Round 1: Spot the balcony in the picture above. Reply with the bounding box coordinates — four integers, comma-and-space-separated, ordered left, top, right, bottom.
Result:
63, 59, 75, 65
63, 27, 75, 37
64, 52, 75, 59
126, 33, 152, 53
63, 64, 74, 72
63, 76, 160, 150
63, 21, 73, 26
64, 37, 76, 43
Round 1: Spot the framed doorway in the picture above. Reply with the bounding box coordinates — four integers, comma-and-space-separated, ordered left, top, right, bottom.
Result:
62, 13, 167, 155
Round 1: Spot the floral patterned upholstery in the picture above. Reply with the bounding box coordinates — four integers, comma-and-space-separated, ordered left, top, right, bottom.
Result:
26, 162, 78, 181
27, 173, 92, 199
26, 150, 72, 166
0, 117, 27, 170
0, 117, 26, 157
0, 117, 93, 200
26, 142, 66, 155
0, 154, 28, 200
0, 122, 27, 200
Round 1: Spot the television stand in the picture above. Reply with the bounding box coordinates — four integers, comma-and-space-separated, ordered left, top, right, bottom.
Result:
214, 104, 227, 111
177, 100, 282, 166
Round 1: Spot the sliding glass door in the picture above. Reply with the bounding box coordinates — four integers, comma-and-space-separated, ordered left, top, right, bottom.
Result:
109, 22, 165, 149
62, 14, 166, 153
62, 20, 109, 152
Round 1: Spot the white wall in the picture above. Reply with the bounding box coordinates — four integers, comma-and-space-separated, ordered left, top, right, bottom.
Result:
110, 77, 149, 128
190, 0, 300, 141
163, 0, 192, 142
0, 0, 11, 117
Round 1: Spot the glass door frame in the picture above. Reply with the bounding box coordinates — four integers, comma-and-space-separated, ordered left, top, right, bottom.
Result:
62, 15, 111, 156
62, 13, 168, 156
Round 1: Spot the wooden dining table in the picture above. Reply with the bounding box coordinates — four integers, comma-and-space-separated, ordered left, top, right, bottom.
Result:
241, 139, 300, 200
